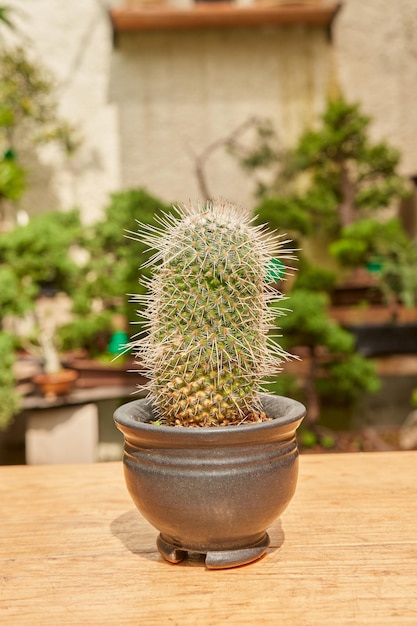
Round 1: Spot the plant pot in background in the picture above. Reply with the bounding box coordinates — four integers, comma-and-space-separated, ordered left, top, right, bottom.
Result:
33, 369, 78, 400
114, 393, 305, 569
347, 322, 417, 358
64, 356, 139, 389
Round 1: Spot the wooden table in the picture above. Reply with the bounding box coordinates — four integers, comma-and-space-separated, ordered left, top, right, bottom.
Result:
1, 452, 416, 625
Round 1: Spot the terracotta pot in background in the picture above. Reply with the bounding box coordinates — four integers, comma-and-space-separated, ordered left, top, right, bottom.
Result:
33, 369, 78, 400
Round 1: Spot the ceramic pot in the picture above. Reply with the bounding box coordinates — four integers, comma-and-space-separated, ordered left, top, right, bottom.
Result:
114, 393, 305, 569
346, 322, 417, 357
33, 368, 78, 400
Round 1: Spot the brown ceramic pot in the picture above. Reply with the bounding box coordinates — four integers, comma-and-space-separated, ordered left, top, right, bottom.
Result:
33, 369, 78, 400
114, 393, 305, 569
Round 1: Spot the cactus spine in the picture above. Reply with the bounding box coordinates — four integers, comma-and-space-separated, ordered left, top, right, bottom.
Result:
132, 201, 293, 427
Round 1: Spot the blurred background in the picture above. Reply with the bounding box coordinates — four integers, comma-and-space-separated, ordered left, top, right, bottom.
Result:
1, 0, 417, 464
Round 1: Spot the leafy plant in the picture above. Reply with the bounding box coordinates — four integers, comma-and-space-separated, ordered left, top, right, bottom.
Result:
229, 97, 411, 430
0, 209, 83, 424
0, 264, 37, 319
0, 14, 82, 426
270, 288, 380, 425
56, 189, 174, 358
377, 239, 417, 312
331, 218, 417, 314
0, 44, 80, 221
0, 331, 20, 430
0, 209, 82, 293
242, 99, 409, 252
291, 99, 409, 229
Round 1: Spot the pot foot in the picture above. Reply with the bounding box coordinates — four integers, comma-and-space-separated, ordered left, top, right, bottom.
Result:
157, 533, 270, 569
157, 534, 187, 564
205, 534, 270, 569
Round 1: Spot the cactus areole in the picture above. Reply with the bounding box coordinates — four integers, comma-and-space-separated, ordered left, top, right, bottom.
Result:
131, 201, 294, 427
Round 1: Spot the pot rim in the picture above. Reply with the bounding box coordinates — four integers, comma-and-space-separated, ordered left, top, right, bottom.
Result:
114, 393, 305, 443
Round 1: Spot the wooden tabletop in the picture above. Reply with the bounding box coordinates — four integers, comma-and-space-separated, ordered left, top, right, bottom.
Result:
1, 451, 416, 625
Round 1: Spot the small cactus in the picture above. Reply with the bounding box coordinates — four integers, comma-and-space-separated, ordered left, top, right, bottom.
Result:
131, 201, 294, 427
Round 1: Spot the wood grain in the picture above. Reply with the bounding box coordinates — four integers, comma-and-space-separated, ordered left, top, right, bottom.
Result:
1, 452, 416, 625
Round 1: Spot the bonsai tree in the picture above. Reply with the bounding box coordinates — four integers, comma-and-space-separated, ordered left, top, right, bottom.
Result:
130, 200, 295, 426
0, 44, 80, 224
228, 98, 413, 434
270, 287, 380, 428
0, 14, 81, 420
330, 217, 417, 318
59, 189, 173, 359
0, 242, 38, 428
290, 98, 408, 229
236, 99, 409, 274
0, 258, 38, 428
0, 209, 82, 294
0, 209, 83, 421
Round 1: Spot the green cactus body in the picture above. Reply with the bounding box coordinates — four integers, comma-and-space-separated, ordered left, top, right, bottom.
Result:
133, 201, 292, 426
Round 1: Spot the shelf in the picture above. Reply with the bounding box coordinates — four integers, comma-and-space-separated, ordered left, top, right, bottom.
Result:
22, 384, 138, 410
109, 2, 341, 33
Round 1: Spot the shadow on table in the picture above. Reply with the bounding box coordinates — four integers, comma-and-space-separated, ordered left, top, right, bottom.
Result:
111, 509, 158, 559
111, 509, 286, 566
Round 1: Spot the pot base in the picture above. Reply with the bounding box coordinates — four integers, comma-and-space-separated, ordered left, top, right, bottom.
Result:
157, 533, 270, 569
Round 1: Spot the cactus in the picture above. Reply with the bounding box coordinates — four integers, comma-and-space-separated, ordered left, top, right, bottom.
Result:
131, 201, 294, 427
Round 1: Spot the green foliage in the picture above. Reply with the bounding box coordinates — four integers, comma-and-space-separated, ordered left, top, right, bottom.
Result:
49, 189, 174, 356
0, 210, 84, 426
58, 311, 114, 357
255, 185, 340, 239
294, 99, 409, 227
0, 331, 20, 430
318, 352, 380, 402
330, 217, 409, 267
77, 189, 171, 315
377, 238, 417, 309
255, 196, 312, 238
0, 209, 82, 294
0, 29, 82, 427
292, 261, 336, 293
0, 6, 15, 30
294, 99, 370, 169
264, 373, 301, 400
230, 98, 411, 424
331, 217, 417, 308
0, 265, 37, 317
299, 428, 319, 448
0, 156, 25, 201
231, 119, 281, 172
0, 45, 81, 212
292, 100, 408, 218
0, 47, 55, 137
0, 189, 172, 427
277, 289, 353, 353
0, 46, 80, 155
134, 201, 292, 427
273, 288, 380, 420
244, 98, 409, 246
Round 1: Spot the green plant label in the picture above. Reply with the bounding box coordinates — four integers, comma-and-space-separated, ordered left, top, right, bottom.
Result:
265, 258, 284, 283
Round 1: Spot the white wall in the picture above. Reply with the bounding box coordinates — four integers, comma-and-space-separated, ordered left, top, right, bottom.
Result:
110, 25, 331, 207
334, 0, 417, 177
